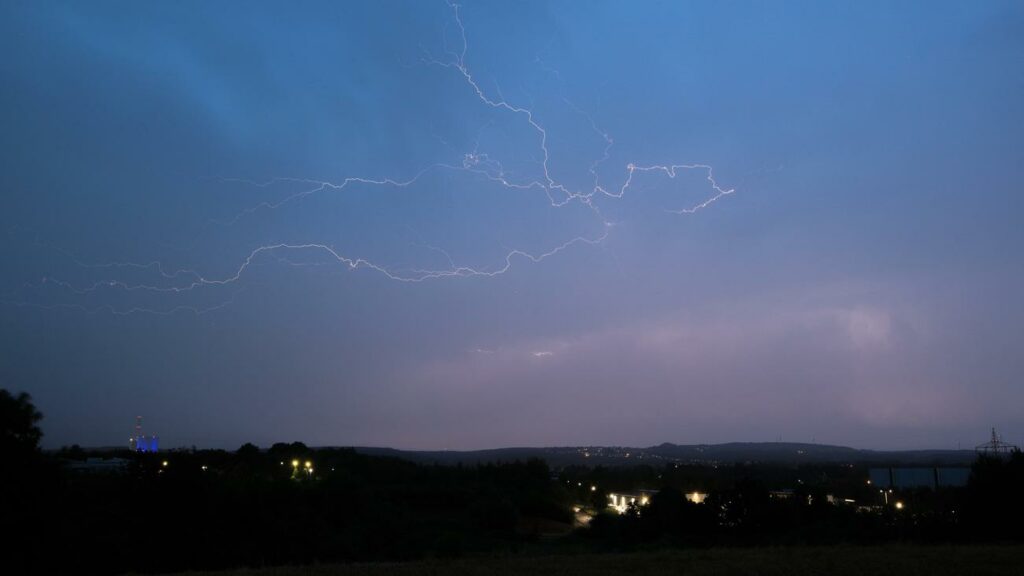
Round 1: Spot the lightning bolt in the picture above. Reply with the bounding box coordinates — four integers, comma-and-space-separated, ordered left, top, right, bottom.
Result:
9, 0, 737, 315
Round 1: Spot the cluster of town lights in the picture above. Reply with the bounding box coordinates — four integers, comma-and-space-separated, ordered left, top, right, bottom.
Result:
291, 459, 314, 476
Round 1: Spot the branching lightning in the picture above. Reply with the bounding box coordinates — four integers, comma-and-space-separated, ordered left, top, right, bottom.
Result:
8, 0, 737, 315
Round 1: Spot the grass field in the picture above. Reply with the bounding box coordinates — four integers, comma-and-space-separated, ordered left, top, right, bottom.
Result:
166, 546, 1024, 576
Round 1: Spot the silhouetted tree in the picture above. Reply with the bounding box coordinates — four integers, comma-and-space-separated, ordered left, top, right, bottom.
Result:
237, 442, 260, 458
0, 389, 43, 459
1, 389, 48, 575
964, 451, 1024, 541
59, 443, 86, 460
643, 487, 710, 539
269, 441, 309, 458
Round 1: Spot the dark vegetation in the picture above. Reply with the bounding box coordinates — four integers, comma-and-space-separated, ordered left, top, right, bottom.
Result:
3, 389, 1022, 575
166, 547, 1024, 576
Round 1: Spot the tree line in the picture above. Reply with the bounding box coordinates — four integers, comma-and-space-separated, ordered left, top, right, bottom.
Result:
3, 389, 1022, 574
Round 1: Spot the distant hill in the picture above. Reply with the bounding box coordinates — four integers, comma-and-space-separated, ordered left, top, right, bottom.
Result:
351, 442, 977, 467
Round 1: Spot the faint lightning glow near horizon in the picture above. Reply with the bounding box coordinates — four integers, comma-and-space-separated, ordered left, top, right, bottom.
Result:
7, 0, 737, 315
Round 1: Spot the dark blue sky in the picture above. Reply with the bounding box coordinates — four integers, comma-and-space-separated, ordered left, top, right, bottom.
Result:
2, 1, 1022, 450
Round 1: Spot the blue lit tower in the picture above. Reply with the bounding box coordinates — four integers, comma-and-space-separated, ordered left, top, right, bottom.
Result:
129, 416, 160, 453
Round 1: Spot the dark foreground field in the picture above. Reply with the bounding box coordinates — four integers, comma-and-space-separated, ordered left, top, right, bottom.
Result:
166, 546, 1024, 576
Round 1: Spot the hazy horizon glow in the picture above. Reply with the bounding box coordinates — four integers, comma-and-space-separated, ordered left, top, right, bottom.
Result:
1, 0, 1022, 450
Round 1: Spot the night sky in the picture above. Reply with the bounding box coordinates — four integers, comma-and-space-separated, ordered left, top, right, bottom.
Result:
2, 1, 1022, 450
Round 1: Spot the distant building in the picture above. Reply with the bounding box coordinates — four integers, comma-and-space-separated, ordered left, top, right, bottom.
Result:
868, 467, 970, 489
685, 491, 708, 504
608, 489, 658, 513
608, 489, 706, 513
131, 436, 159, 452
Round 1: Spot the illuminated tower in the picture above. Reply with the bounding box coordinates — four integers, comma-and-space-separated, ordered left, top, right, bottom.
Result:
128, 416, 158, 452
129, 416, 143, 451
